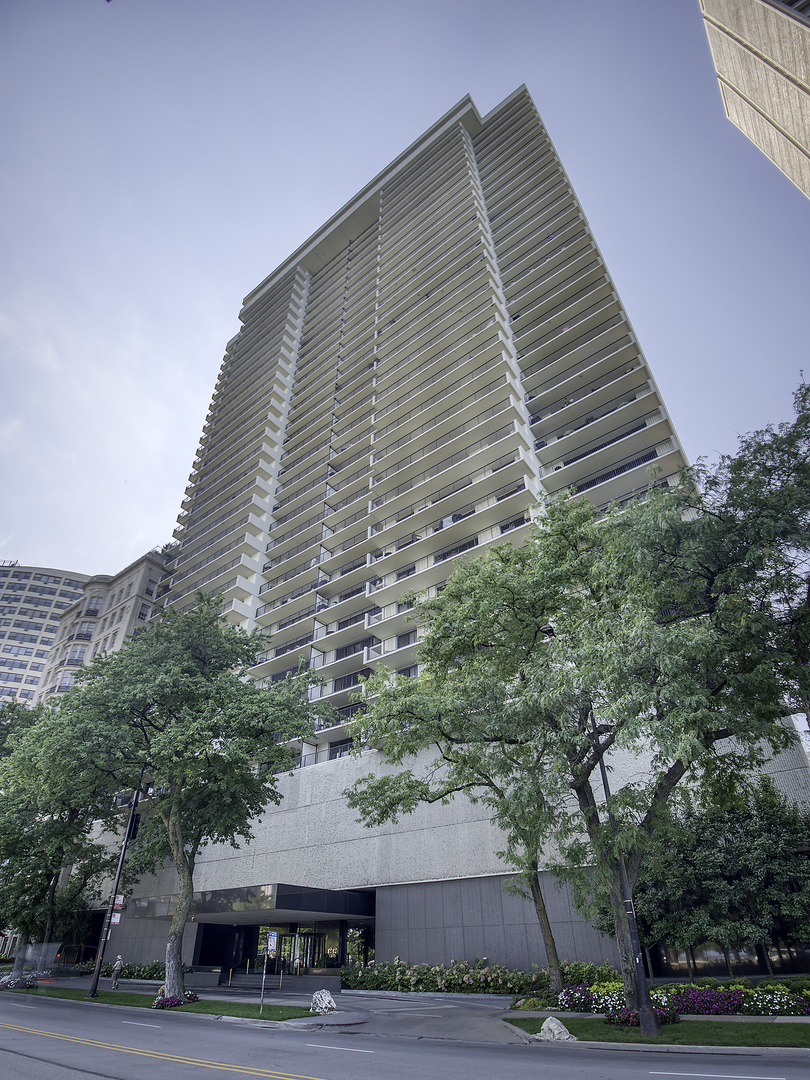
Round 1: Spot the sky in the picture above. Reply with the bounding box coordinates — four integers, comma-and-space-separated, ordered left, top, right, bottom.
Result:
1, 0, 808, 578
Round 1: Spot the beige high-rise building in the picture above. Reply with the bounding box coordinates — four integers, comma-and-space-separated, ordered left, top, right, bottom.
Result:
700, 0, 810, 199
36, 549, 168, 702
165, 86, 686, 724
110, 87, 698, 977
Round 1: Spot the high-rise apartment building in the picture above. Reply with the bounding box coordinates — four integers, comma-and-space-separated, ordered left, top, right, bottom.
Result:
114, 87, 692, 976
700, 0, 810, 199
0, 562, 89, 702
165, 85, 686, 711
36, 549, 168, 702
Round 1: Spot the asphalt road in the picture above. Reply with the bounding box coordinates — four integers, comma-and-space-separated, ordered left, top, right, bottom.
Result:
1, 993, 808, 1080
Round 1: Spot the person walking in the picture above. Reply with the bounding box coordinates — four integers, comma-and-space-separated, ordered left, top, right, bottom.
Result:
111, 955, 124, 990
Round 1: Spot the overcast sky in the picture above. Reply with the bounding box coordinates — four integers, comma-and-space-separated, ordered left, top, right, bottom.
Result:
2, 0, 808, 577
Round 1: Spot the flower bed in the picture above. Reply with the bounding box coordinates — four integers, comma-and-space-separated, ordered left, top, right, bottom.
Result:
550, 979, 810, 1019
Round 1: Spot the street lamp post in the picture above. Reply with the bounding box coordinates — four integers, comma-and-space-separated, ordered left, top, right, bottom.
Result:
589, 709, 660, 1037
86, 770, 144, 998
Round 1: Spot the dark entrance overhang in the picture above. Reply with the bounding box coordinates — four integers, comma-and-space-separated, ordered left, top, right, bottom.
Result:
126, 882, 375, 925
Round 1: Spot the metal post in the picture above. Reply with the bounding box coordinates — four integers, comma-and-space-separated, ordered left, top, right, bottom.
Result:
590, 710, 660, 1036
259, 942, 269, 1016
86, 770, 144, 998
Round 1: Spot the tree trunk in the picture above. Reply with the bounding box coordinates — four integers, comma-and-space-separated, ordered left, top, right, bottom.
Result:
163, 799, 195, 999
43, 873, 59, 946
761, 943, 774, 977
607, 874, 639, 1010
12, 931, 30, 980
165, 858, 193, 998
686, 947, 694, 982
721, 944, 733, 978
528, 868, 563, 993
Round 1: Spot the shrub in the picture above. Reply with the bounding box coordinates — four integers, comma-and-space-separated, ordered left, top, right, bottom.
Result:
71, 960, 191, 980
341, 957, 555, 994
559, 960, 618, 986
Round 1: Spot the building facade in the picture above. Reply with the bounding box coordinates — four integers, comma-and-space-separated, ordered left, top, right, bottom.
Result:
104, 87, 698, 978
700, 0, 810, 199
36, 549, 168, 701
0, 562, 89, 703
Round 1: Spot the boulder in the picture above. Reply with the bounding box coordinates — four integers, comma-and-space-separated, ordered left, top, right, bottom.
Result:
539, 1016, 577, 1041
310, 989, 337, 1014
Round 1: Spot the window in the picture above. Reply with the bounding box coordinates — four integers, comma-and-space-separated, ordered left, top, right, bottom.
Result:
397, 629, 417, 649
145, 579, 157, 598
29, 663, 43, 672
25, 676, 39, 685
35, 649, 47, 658
124, 583, 132, 598
85, 597, 102, 616
117, 609, 124, 623
33, 574, 61, 585
110, 632, 118, 649
62, 578, 84, 589
138, 603, 150, 621
11, 571, 31, 580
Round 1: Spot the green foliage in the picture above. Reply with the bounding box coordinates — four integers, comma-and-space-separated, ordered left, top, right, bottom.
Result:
345, 382, 810, 1011
609, 779, 810, 958
0, 702, 121, 949
56, 591, 325, 996
341, 957, 553, 994
71, 960, 187, 979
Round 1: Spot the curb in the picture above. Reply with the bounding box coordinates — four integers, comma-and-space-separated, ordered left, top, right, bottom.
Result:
500, 1018, 810, 1056
0, 989, 369, 1029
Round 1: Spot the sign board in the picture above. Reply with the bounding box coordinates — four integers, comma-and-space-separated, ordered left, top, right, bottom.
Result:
111, 913, 121, 925
113, 895, 124, 911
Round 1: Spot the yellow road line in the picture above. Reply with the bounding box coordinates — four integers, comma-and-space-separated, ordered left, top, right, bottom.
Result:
0, 1021, 327, 1079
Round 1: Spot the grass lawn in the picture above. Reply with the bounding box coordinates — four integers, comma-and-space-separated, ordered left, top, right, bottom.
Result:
2, 987, 312, 1022
508, 1015, 810, 1048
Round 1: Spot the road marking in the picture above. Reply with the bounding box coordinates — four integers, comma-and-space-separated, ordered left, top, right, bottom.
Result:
305, 1044, 375, 1053
650, 1073, 787, 1080
10, 1004, 36, 1009
122, 1021, 161, 1028
0, 1021, 326, 1078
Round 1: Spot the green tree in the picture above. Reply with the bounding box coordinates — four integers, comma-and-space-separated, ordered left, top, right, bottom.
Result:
0, 703, 121, 979
623, 779, 810, 978
346, 426, 803, 1011
58, 592, 322, 997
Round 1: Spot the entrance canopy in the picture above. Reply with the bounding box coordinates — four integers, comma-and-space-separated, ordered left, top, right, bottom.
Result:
127, 882, 375, 925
